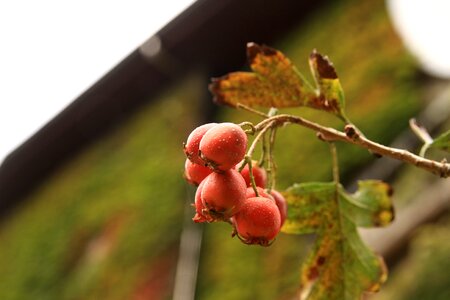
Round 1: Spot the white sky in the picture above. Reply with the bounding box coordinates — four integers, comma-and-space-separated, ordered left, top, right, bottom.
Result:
387, 0, 450, 78
0, 0, 195, 163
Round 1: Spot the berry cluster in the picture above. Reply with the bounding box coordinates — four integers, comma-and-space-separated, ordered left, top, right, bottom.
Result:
183, 122, 287, 246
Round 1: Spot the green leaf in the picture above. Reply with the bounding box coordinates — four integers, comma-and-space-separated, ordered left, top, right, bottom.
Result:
282, 182, 336, 235
340, 180, 394, 227
309, 50, 347, 120
429, 130, 450, 153
209, 43, 316, 108
282, 181, 393, 299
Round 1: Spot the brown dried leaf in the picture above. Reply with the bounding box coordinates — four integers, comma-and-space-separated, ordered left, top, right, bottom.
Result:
309, 50, 347, 120
210, 43, 315, 108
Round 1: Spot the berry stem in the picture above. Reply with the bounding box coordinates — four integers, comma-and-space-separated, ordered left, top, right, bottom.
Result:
239, 121, 256, 135
245, 122, 275, 196
267, 127, 277, 192
245, 156, 260, 197
238, 160, 248, 172
258, 131, 268, 167
247, 121, 274, 158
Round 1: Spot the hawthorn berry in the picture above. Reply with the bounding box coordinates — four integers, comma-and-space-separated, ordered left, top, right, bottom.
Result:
199, 123, 247, 171
184, 158, 212, 186
201, 168, 247, 220
239, 161, 267, 188
192, 181, 213, 223
233, 196, 281, 246
244, 187, 288, 227
245, 186, 272, 200
184, 123, 217, 165
270, 190, 288, 226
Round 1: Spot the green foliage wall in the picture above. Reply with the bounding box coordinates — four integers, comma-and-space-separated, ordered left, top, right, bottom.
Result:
0, 77, 204, 299
0, 0, 433, 299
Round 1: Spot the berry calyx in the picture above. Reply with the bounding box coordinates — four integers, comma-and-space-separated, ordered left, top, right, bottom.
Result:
239, 160, 267, 188
192, 181, 213, 223
184, 123, 217, 165
233, 196, 281, 246
270, 190, 288, 226
184, 158, 212, 186
201, 168, 247, 220
199, 123, 247, 171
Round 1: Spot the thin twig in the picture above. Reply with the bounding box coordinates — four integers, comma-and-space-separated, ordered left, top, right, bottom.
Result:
409, 118, 434, 157
329, 143, 340, 184
409, 118, 433, 144
254, 114, 450, 178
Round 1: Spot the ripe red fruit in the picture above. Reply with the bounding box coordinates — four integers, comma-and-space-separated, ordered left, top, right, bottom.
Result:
270, 190, 288, 226
184, 123, 217, 165
201, 169, 247, 220
239, 161, 267, 188
192, 181, 213, 223
233, 196, 281, 246
245, 186, 273, 200
184, 159, 212, 186
199, 123, 247, 171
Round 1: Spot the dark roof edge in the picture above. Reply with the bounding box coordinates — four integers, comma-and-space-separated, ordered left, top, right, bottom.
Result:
0, 0, 324, 216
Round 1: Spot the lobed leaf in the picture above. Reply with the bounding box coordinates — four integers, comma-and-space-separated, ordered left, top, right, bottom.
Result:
209, 43, 348, 120
209, 43, 316, 108
429, 130, 450, 153
282, 182, 336, 234
340, 180, 394, 227
282, 181, 393, 299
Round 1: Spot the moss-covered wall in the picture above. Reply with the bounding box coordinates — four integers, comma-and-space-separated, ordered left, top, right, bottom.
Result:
0, 76, 205, 299
0, 0, 439, 299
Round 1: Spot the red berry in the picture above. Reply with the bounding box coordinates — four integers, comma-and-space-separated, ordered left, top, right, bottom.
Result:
184, 123, 217, 165
201, 169, 247, 220
239, 161, 267, 188
270, 190, 287, 226
192, 181, 213, 223
245, 186, 273, 200
199, 123, 247, 171
184, 159, 212, 186
233, 196, 281, 246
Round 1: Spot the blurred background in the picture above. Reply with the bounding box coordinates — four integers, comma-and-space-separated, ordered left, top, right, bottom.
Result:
0, 0, 449, 299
